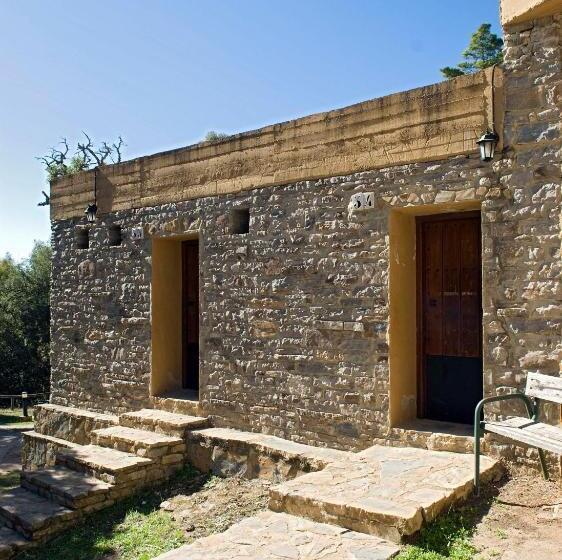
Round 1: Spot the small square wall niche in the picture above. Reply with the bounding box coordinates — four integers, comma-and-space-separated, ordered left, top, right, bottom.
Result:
109, 225, 122, 246
75, 228, 90, 250
231, 208, 250, 235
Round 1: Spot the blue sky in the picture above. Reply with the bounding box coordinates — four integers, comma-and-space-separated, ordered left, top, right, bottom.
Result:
0, 1, 501, 260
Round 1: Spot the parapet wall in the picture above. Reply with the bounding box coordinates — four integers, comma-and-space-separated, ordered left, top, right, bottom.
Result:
501, 0, 562, 26
50, 69, 501, 221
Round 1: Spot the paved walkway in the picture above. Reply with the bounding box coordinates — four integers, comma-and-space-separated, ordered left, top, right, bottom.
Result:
0, 424, 31, 474
157, 511, 401, 560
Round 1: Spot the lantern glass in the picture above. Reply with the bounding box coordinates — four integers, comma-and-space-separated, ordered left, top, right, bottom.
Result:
85, 203, 97, 223
477, 131, 499, 162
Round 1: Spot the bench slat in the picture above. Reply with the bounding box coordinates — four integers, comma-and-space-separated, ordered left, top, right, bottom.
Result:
484, 417, 562, 455
525, 372, 562, 404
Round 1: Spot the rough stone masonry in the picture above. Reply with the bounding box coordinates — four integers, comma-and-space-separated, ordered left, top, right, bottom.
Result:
48, 1, 561, 474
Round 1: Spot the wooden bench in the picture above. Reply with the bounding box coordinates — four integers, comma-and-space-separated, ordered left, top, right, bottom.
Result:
474, 372, 562, 494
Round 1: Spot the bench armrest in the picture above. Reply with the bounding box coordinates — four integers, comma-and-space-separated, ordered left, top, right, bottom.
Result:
474, 393, 536, 431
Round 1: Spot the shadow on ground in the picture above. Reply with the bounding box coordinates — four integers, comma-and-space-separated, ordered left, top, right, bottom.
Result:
17, 465, 208, 560
397, 477, 504, 559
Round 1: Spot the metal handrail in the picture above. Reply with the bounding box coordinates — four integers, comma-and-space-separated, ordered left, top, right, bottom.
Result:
0, 392, 49, 399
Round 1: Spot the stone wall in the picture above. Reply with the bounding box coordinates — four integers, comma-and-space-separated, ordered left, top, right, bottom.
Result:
51, 154, 500, 451
482, 13, 562, 471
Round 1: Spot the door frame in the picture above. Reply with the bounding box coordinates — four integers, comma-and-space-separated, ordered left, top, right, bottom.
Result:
415, 210, 482, 419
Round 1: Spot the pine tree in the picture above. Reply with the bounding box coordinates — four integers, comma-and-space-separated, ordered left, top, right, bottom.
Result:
441, 23, 503, 79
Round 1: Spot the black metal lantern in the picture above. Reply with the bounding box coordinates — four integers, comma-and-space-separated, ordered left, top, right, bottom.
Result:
477, 130, 499, 162
85, 203, 98, 223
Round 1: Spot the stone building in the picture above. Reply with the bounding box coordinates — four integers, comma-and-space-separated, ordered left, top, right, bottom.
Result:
47, 0, 561, 470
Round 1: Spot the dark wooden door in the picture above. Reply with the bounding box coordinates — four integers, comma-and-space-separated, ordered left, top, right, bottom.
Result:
417, 213, 482, 424
182, 240, 199, 392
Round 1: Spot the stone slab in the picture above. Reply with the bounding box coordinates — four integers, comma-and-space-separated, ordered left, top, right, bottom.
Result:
57, 444, 152, 476
0, 488, 77, 540
92, 426, 183, 449
33, 404, 118, 445
21, 431, 80, 471
154, 511, 400, 560
270, 445, 501, 543
151, 396, 201, 417
119, 409, 208, 437
22, 467, 113, 509
190, 427, 349, 465
0, 525, 32, 559
187, 427, 350, 481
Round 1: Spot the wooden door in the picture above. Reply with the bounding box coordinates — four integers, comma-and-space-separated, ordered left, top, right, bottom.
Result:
182, 240, 199, 392
417, 212, 482, 424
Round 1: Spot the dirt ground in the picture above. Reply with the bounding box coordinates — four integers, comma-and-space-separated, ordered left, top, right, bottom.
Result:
471, 473, 562, 559
160, 472, 562, 559
160, 475, 271, 543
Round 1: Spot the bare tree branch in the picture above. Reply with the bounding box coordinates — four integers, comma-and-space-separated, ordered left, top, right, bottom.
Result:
37, 191, 50, 206
77, 132, 102, 166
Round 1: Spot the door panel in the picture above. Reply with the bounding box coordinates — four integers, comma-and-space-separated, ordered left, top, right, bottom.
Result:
182, 240, 199, 392
418, 214, 482, 424
423, 222, 443, 356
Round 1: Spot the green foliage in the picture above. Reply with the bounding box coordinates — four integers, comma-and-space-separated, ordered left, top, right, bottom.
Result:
18, 466, 199, 560
0, 408, 34, 425
440, 67, 466, 79
0, 471, 21, 493
204, 130, 230, 143
396, 508, 479, 560
441, 23, 503, 79
0, 242, 51, 395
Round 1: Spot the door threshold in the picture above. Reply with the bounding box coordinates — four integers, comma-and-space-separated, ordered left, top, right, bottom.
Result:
395, 418, 473, 437
391, 419, 474, 454
156, 388, 199, 402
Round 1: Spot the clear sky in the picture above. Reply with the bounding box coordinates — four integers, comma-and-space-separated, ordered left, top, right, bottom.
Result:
0, 1, 501, 260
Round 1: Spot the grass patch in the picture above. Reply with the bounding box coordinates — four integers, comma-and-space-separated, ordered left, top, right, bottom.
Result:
0, 470, 21, 492
396, 507, 482, 560
17, 466, 202, 560
0, 408, 32, 426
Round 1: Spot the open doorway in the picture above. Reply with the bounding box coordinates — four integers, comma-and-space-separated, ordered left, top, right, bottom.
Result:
151, 236, 200, 401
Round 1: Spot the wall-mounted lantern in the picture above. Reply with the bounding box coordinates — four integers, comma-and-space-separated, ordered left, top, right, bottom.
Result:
477, 130, 499, 162
85, 203, 98, 223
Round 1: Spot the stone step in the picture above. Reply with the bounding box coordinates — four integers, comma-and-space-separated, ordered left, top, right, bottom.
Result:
21, 467, 114, 511
21, 431, 81, 471
0, 525, 33, 559
0, 488, 78, 541
92, 426, 185, 460
119, 408, 208, 438
269, 445, 501, 543
151, 395, 200, 417
33, 403, 118, 445
154, 511, 400, 560
56, 444, 153, 485
187, 427, 349, 481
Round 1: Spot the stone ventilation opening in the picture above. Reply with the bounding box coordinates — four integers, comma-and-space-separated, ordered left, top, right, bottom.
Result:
75, 228, 90, 250
231, 208, 250, 234
109, 225, 122, 246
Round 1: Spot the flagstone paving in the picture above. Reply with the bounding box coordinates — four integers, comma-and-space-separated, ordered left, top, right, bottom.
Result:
1, 405, 502, 559
155, 511, 400, 560
269, 445, 500, 543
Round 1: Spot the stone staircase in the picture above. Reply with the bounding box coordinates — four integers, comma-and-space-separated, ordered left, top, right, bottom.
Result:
0, 404, 501, 560
0, 407, 209, 559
